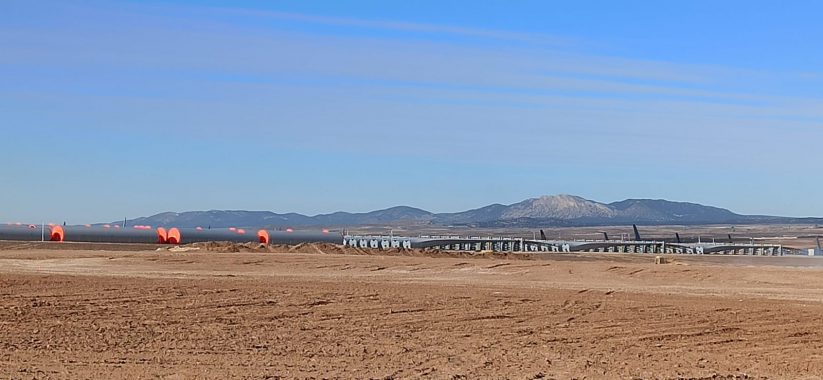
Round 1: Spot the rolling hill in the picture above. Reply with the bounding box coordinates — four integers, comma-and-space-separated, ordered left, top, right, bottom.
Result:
115, 195, 820, 228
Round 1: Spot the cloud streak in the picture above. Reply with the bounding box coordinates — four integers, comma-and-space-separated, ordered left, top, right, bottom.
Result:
215, 7, 574, 46
4, 1, 823, 218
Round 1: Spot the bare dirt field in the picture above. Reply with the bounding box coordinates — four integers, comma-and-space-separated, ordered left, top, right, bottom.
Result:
2, 246, 823, 379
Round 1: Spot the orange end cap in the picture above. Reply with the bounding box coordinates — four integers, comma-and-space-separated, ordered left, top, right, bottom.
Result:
50, 225, 64, 242
257, 229, 270, 244
157, 227, 168, 244
167, 228, 181, 245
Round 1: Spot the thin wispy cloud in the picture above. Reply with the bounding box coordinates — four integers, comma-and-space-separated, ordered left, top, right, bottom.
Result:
3, 0, 823, 220
207, 7, 575, 46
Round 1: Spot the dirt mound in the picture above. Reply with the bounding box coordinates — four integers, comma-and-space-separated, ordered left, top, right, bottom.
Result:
184, 241, 265, 252
177, 241, 535, 260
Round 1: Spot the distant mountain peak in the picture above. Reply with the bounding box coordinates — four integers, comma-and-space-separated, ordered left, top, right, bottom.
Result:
505, 194, 615, 219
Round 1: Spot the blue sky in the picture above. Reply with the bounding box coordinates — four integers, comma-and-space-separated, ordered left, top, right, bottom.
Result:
3, 0, 823, 223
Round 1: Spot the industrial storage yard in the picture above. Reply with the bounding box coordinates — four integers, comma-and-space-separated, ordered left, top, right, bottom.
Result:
3, 242, 823, 378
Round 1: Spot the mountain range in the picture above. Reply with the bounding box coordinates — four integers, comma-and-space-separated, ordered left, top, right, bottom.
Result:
114, 194, 822, 228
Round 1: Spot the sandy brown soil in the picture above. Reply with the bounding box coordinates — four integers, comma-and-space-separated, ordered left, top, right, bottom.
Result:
2, 247, 823, 379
